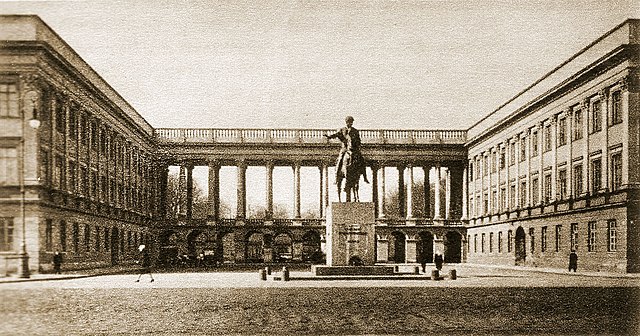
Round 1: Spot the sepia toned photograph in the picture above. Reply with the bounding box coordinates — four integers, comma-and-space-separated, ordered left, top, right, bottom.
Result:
0, 0, 639, 334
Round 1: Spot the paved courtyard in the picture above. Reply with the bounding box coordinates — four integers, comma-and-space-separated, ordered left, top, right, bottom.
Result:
1, 265, 639, 335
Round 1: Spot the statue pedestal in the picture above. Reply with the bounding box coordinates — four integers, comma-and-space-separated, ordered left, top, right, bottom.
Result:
325, 202, 376, 266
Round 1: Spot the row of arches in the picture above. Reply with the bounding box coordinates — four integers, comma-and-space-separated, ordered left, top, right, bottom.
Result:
387, 230, 462, 264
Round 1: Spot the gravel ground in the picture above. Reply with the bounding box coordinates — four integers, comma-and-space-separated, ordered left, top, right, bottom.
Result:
1, 268, 639, 335
1, 286, 638, 335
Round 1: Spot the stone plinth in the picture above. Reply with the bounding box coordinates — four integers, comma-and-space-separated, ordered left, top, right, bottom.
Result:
326, 202, 376, 266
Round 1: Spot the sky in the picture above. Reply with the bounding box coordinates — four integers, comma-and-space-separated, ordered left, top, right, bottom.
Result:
1, 0, 637, 131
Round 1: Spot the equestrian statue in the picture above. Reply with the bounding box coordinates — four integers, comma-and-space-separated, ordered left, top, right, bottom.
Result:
324, 116, 369, 202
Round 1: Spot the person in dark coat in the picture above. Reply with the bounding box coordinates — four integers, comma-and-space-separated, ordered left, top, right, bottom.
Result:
136, 245, 154, 282
434, 253, 444, 271
569, 251, 578, 272
52, 251, 63, 274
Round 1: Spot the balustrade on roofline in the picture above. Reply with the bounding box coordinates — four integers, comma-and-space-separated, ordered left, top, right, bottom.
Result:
157, 217, 466, 227
154, 128, 467, 145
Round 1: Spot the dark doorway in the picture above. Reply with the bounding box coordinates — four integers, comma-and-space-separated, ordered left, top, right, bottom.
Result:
391, 231, 406, 263
515, 227, 526, 266
111, 227, 119, 265
417, 231, 434, 263
302, 230, 321, 263
445, 231, 462, 263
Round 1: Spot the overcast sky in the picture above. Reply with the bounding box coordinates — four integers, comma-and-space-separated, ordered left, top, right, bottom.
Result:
2, 0, 637, 130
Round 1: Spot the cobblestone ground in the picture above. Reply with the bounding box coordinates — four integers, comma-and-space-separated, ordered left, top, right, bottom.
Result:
1, 267, 639, 335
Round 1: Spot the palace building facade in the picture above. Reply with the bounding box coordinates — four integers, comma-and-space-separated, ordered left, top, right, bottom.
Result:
0, 15, 638, 274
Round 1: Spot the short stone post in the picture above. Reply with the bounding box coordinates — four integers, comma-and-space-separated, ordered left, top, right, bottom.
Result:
431, 269, 440, 280
414, 266, 420, 274
259, 269, 267, 281
449, 269, 457, 280
265, 266, 272, 275
281, 266, 290, 281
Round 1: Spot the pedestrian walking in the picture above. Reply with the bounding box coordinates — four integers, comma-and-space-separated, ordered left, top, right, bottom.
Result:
136, 245, 154, 282
52, 251, 63, 274
569, 251, 578, 272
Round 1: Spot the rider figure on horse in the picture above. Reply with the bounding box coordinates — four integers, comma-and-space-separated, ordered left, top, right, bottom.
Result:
325, 116, 369, 192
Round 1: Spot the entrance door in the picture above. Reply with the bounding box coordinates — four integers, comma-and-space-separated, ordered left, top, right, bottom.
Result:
391, 231, 406, 263
418, 231, 434, 263
515, 227, 526, 266
445, 231, 462, 263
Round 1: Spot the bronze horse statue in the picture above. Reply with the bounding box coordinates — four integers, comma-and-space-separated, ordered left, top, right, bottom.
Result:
336, 151, 368, 202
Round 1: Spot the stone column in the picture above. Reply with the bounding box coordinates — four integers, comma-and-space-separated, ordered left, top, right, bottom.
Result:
397, 165, 406, 218
208, 160, 220, 220
405, 237, 417, 263
434, 164, 442, 219
445, 167, 451, 219
376, 236, 389, 263
567, 109, 574, 199
551, 115, 558, 202
318, 164, 324, 218
538, 122, 544, 205
406, 165, 413, 219
293, 162, 301, 218
186, 164, 194, 219
159, 164, 169, 218
371, 164, 379, 218
600, 89, 610, 193
379, 167, 386, 218
236, 160, 247, 219
266, 160, 274, 219
583, 99, 590, 196
323, 162, 329, 216
462, 166, 468, 219
178, 165, 186, 216
423, 165, 431, 218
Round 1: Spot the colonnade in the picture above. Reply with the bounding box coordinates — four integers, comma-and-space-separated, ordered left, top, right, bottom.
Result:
164, 160, 466, 223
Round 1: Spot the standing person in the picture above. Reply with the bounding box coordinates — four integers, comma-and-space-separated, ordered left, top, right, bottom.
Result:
434, 253, 444, 271
324, 116, 369, 185
569, 250, 578, 272
136, 245, 154, 282
52, 251, 63, 274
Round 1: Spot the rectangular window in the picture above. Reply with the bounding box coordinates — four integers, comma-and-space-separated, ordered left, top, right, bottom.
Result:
498, 232, 503, 253
481, 233, 485, 253
591, 158, 602, 193
55, 97, 66, 133
492, 190, 497, 213
608, 220, 617, 252
519, 181, 527, 207
509, 184, 516, 209
72, 223, 79, 253
558, 169, 567, 200
483, 193, 488, 214
0, 217, 14, 251
531, 131, 539, 157
0, 147, 18, 185
573, 164, 583, 196
570, 223, 578, 252
483, 155, 488, 176
104, 227, 110, 251
474, 234, 478, 253
558, 117, 567, 146
0, 83, 19, 117
611, 152, 622, 191
544, 174, 552, 203
45, 219, 53, 252
541, 226, 548, 252
500, 187, 506, 212
91, 121, 99, 150
587, 221, 596, 252
510, 142, 516, 165
573, 109, 583, 140
555, 225, 562, 252
489, 232, 494, 253
610, 90, 622, 126
68, 161, 77, 193
80, 167, 89, 196
84, 224, 90, 251
519, 137, 527, 162
60, 220, 67, 252
95, 226, 100, 251
507, 230, 513, 253
532, 177, 539, 205
469, 162, 473, 180
544, 124, 552, 152
491, 151, 497, 173
68, 105, 77, 140
591, 100, 602, 133
500, 148, 506, 170
529, 228, 535, 253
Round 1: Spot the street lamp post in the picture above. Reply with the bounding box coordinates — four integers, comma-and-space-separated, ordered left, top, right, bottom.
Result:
19, 94, 40, 278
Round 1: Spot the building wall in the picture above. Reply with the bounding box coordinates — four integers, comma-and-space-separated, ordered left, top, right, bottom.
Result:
465, 20, 639, 273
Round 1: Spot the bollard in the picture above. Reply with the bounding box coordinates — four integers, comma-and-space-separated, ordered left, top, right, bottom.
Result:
394, 265, 399, 273
265, 266, 271, 275
259, 269, 267, 281
281, 266, 290, 281
449, 269, 457, 280
431, 269, 440, 280
414, 266, 420, 274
